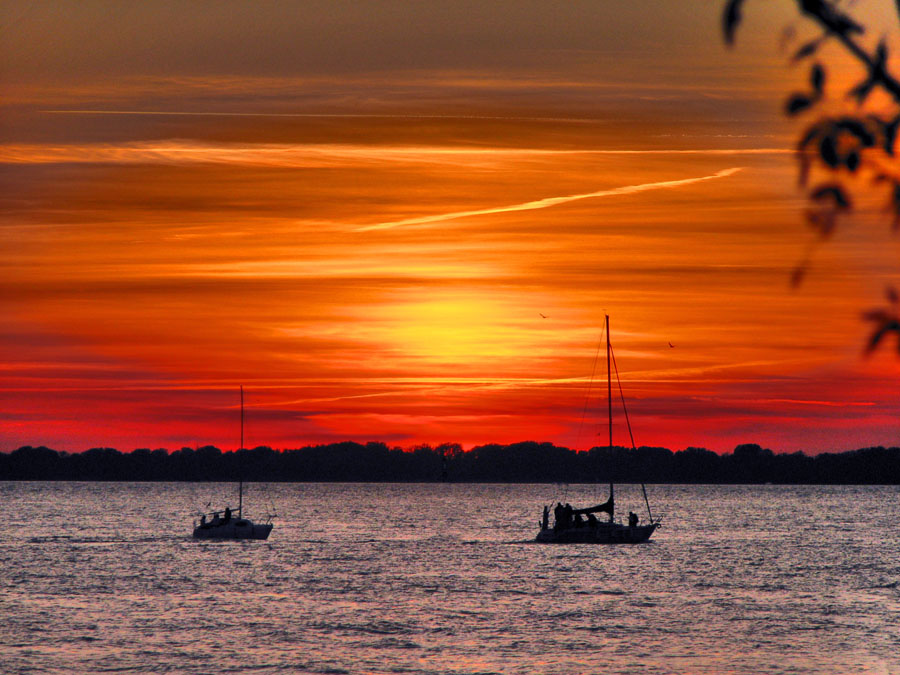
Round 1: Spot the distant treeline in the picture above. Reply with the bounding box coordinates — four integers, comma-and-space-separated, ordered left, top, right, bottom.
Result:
2, 441, 899, 484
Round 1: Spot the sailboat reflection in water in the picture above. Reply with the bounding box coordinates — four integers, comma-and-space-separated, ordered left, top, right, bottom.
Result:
536, 315, 660, 544
193, 387, 275, 540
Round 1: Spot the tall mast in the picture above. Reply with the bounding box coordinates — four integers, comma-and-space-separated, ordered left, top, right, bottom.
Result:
239, 385, 243, 517
606, 314, 614, 518
606, 314, 612, 451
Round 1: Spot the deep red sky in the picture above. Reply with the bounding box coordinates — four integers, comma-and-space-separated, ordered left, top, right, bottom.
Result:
2, 1, 899, 453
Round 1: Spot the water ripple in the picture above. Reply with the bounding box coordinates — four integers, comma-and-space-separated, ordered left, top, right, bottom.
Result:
2, 482, 899, 675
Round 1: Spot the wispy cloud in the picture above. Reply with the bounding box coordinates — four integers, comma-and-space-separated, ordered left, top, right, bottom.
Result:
40, 109, 596, 122
0, 143, 784, 167
355, 167, 745, 232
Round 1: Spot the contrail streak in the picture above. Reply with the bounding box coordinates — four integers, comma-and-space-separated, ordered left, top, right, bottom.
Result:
355, 167, 744, 232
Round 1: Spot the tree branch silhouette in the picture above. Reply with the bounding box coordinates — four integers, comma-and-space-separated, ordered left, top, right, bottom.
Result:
724, 0, 900, 353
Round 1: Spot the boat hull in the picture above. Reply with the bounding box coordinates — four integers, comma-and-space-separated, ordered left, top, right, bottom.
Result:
192, 519, 273, 540
535, 522, 658, 544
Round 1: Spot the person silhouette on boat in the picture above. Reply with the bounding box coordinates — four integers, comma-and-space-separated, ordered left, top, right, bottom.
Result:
628, 511, 639, 527
553, 502, 565, 530
200, 514, 207, 526
542, 505, 549, 531
224, 507, 232, 523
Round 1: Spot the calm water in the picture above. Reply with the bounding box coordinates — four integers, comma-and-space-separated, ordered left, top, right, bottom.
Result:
1, 482, 898, 674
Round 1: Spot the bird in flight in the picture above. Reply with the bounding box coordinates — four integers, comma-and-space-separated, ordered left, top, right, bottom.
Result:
539, 313, 549, 319
668, 342, 675, 348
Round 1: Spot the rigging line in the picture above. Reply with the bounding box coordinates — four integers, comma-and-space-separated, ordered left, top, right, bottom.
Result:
641, 482, 655, 525
609, 341, 636, 451
610, 341, 655, 524
574, 322, 607, 452
259, 471, 278, 519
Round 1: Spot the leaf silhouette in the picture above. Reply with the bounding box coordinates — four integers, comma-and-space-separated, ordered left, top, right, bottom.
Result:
819, 135, 839, 167
723, 0, 746, 45
797, 125, 819, 151
796, 123, 823, 186
811, 183, 851, 209
836, 118, 875, 146
810, 63, 825, 93
792, 37, 823, 62
786, 93, 814, 115
863, 309, 900, 354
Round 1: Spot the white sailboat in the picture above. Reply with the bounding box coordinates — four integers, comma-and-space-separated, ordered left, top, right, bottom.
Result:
535, 314, 660, 544
192, 386, 274, 540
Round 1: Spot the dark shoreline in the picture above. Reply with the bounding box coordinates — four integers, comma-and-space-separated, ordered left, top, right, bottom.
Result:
3, 441, 899, 485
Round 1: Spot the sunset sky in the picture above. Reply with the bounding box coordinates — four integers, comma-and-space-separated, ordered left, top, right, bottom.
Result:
3, 1, 899, 454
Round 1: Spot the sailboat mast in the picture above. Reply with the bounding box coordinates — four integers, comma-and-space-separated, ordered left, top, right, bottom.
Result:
606, 314, 614, 519
239, 385, 243, 517
606, 314, 612, 452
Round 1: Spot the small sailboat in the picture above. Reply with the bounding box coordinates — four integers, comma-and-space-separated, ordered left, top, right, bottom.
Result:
535, 314, 660, 544
193, 387, 274, 540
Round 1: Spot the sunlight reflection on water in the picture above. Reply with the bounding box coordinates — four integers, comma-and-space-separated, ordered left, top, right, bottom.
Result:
1, 482, 898, 674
